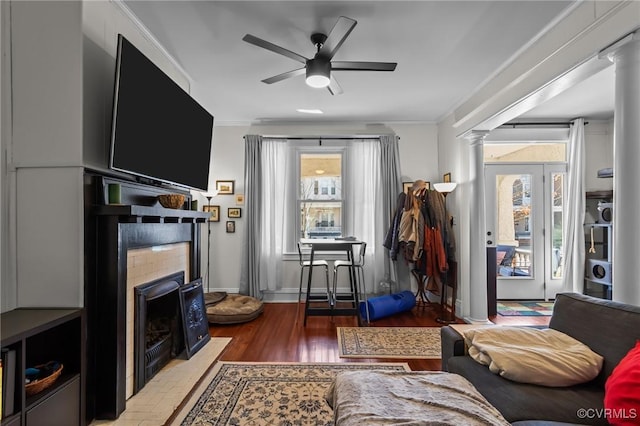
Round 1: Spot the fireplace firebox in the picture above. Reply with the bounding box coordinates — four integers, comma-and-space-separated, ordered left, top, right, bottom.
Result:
133, 271, 211, 394
134, 272, 185, 394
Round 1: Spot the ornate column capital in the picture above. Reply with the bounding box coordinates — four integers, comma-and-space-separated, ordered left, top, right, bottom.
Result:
462, 130, 491, 146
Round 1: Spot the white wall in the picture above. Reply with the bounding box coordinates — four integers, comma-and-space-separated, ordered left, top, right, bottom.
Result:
0, 0, 192, 312
8, 0, 84, 308
199, 122, 438, 300
1, 0, 7, 311
585, 119, 614, 192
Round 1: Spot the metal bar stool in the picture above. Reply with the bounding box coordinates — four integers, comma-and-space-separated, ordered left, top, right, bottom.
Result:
297, 241, 330, 304
333, 242, 370, 324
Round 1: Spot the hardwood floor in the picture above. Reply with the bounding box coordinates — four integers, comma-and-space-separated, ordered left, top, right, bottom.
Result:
207, 301, 550, 371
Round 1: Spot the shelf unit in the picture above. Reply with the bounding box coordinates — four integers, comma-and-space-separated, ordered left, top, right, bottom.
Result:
1, 309, 85, 426
584, 191, 613, 300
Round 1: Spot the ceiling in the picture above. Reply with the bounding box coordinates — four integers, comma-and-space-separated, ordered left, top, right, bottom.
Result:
123, 0, 614, 125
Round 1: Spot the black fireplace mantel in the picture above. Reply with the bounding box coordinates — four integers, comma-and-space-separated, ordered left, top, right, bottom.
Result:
85, 173, 209, 421
95, 204, 210, 223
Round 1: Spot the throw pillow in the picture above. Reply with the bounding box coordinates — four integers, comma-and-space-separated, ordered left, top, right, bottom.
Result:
604, 340, 640, 425
464, 326, 603, 387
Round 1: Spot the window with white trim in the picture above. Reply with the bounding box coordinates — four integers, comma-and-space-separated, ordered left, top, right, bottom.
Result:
298, 151, 343, 239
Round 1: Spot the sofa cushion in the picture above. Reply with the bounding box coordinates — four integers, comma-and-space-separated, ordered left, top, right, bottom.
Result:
604, 340, 640, 425
447, 356, 607, 425
549, 293, 640, 387
464, 326, 603, 387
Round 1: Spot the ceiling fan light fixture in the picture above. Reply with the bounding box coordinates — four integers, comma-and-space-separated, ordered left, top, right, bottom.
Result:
305, 58, 331, 88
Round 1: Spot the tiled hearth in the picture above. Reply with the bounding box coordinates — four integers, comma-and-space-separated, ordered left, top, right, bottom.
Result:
91, 337, 230, 426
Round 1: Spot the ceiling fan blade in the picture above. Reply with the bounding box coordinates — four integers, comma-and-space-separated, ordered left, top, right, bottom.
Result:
331, 61, 397, 71
261, 67, 306, 84
243, 34, 308, 64
327, 75, 343, 95
319, 16, 357, 60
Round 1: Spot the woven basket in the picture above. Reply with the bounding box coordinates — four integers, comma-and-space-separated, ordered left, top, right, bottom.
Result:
25, 363, 63, 396
157, 194, 185, 209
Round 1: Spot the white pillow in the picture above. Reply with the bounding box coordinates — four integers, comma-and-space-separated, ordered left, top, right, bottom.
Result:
464, 326, 603, 387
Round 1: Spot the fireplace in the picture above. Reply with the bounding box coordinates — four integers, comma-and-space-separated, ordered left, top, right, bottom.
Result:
88, 173, 211, 419
133, 272, 185, 394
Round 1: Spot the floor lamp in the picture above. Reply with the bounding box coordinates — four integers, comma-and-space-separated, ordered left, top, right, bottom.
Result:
204, 191, 218, 293
433, 182, 457, 324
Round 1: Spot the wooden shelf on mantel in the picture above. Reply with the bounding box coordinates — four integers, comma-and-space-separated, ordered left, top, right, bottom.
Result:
94, 204, 210, 223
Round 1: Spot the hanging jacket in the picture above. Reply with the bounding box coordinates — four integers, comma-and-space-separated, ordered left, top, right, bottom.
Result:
398, 191, 424, 263
383, 192, 407, 260
424, 226, 448, 277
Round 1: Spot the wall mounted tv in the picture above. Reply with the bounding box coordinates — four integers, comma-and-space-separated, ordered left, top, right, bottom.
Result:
110, 34, 213, 192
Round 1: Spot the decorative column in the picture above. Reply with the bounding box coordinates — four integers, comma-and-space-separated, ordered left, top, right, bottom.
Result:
610, 32, 640, 305
465, 130, 491, 322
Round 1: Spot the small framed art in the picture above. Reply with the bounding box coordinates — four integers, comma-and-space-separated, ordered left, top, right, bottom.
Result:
226, 221, 236, 233
228, 207, 242, 218
443, 173, 452, 183
216, 180, 235, 195
203, 205, 220, 222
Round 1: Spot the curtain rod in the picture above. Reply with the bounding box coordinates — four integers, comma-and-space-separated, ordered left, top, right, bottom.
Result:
243, 134, 398, 140
499, 121, 589, 128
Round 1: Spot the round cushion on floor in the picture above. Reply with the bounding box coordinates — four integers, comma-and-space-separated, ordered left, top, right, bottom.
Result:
206, 294, 264, 324
204, 291, 227, 306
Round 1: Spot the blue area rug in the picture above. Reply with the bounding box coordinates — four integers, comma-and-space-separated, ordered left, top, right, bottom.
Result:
497, 301, 554, 316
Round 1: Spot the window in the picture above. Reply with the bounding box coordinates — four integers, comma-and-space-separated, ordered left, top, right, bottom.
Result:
484, 143, 567, 163
299, 152, 343, 239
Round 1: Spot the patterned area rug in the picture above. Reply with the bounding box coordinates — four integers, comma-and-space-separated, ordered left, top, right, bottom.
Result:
337, 326, 441, 359
497, 301, 554, 316
173, 361, 410, 425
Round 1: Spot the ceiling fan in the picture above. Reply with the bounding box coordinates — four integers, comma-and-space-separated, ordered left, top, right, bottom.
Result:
242, 16, 397, 95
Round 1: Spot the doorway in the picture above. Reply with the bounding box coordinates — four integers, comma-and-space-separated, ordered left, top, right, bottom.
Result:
485, 163, 566, 300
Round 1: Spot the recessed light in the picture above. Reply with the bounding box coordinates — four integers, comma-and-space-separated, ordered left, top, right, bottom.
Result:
296, 109, 323, 114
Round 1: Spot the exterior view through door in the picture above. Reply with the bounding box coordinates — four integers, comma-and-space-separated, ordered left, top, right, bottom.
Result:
484, 144, 567, 301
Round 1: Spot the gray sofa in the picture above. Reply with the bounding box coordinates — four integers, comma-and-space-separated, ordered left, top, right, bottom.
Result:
441, 292, 640, 425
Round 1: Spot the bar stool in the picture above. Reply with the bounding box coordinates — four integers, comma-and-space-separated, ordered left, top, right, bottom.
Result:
297, 241, 330, 303
333, 242, 370, 324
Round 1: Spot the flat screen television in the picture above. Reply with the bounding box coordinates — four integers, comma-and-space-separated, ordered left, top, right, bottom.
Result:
110, 34, 213, 192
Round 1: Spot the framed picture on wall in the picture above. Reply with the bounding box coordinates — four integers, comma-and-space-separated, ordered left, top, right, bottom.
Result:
228, 207, 242, 218
203, 205, 220, 222
226, 221, 236, 233
443, 173, 452, 183
216, 180, 235, 195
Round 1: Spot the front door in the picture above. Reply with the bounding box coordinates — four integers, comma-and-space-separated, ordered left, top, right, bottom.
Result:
485, 164, 566, 300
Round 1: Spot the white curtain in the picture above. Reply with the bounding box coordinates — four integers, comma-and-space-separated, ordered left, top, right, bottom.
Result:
345, 139, 379, 293
561, 118, 586, 293
345, 139, 388, 293
240, 136, 289, 297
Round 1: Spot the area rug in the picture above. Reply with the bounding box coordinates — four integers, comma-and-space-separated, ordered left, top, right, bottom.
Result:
172, 361, 410, 425
497, 301, 554, 316
337, 326, 441, 359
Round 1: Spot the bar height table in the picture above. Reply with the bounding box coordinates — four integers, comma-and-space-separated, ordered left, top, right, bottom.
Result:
300, 238, 365, 326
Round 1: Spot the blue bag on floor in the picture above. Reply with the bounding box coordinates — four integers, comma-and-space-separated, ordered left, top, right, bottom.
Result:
360, 290, 416, 321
